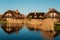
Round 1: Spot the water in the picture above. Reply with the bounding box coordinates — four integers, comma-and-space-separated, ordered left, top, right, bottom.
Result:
0, 23, 60, 40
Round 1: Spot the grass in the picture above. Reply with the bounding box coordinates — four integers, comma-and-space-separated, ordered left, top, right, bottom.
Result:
0, 20, 7, 23
54, 22, 60, 31
55, 22, 60, 24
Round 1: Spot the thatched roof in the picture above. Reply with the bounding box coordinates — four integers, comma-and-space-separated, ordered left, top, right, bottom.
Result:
47, 8, 59, 14
2, 10, 23, 19
45, 8, 60, 18
27, 12, 45, 19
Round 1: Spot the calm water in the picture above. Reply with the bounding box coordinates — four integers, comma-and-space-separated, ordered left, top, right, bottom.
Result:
0, 23, 60, 40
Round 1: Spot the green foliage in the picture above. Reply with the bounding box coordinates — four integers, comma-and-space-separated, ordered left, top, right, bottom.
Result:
54, 23, 60, 31
55, 22, 60, 24
0, 20, 7, 23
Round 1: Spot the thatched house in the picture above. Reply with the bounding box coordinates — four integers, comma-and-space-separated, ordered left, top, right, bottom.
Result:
2, 10, 23, 19
40, 8, 60, 31
26, 12, 45, 30
27, 12, 45, 19
2, 10, 24, 23
45, 8, 60, 23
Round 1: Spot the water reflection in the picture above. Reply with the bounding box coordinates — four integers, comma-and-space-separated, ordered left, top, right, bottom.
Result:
1, 23, 24, 34
41, 31, 55, 40
26, 24, 41, 31
26, 24, 60, 40
0, 23, 60, 40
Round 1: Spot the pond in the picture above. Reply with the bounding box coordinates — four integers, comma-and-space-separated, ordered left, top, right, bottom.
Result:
0, 23, 60, 40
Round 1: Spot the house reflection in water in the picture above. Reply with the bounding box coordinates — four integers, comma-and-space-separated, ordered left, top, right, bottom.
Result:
1, 23, 24, 34
26, 24, 41, 31
41, 31, 56, 40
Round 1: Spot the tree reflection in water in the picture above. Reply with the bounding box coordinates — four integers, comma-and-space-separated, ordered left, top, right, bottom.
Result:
1, 23, 24, 34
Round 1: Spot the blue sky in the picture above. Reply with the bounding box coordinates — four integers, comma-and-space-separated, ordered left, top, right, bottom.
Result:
0, 0, 60, 15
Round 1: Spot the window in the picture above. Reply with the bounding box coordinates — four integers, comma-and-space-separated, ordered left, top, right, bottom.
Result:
5, 27, 12, 32
29, 15, 32, 18
6, 13, 12, 16
34, 15, 37, 18
53, 18, 59, 22
39, 15, 43, 18
19, 15, 21, 17
54, 13, 57, 17
50, 13, 53, 17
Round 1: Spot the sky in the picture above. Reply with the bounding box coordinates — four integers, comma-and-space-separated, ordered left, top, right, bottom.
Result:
0, 0, 60, 15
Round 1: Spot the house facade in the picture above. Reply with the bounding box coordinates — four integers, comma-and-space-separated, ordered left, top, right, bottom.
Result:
45, 8, 60, 23
26, 12, 45, 25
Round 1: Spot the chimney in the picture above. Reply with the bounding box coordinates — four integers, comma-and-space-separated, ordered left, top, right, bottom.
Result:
34, 10, 36, 15
15, 10, 19, 14
48, 8, 55, 11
